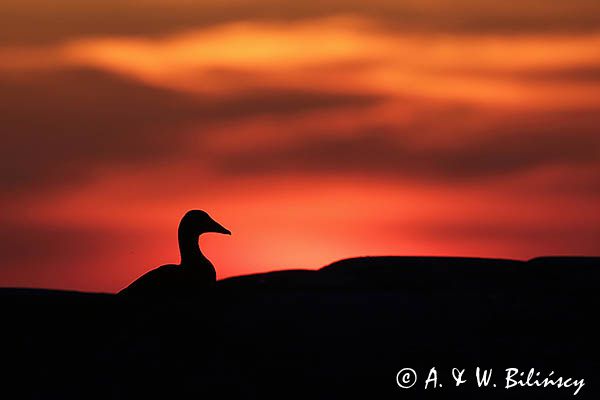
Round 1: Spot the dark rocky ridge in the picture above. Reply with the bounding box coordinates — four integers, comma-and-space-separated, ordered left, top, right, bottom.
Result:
2, 256, 599, 399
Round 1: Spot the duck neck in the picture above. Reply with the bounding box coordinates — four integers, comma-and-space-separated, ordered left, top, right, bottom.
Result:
178, 226, 208, 267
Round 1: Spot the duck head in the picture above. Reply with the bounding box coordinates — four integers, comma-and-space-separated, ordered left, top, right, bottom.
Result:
179, 210, 231, 236
177, 210, 230, 268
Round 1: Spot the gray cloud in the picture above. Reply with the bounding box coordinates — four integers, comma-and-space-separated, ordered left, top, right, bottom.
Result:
0, 67, 382, 195
2, 64, 598, 204
449, 64, 600, 84
215, 115, 600, 181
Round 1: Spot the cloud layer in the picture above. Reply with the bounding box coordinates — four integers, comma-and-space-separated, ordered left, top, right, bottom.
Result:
3, 0, 600, 45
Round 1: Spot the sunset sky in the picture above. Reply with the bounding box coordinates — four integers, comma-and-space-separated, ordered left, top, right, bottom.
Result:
1, 0, 599, 292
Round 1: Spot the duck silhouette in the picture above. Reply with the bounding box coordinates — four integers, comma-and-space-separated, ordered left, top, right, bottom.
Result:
119, 210, 231, 297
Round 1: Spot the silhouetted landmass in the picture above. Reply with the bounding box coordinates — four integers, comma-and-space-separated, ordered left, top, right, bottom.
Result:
2, 256, 599, 399
218, 256, 599, 292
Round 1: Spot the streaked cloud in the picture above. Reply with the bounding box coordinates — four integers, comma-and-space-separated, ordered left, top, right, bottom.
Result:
4, 17, 600, 107
2, 0, 600, 45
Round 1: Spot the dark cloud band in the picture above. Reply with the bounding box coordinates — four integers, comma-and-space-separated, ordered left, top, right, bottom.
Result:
2, 0, 600, 45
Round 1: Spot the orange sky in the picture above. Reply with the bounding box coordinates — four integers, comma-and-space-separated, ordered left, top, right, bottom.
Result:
1, 1, 599, 292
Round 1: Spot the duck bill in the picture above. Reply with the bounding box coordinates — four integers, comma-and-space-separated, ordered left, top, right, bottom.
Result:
212, 221, 231, 235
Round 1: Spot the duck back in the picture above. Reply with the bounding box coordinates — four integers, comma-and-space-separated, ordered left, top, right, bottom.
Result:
119, 264, 215, 297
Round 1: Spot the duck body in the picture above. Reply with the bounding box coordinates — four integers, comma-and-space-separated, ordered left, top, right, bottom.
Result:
119, 263, 216, 297
119, 210, 230, 298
